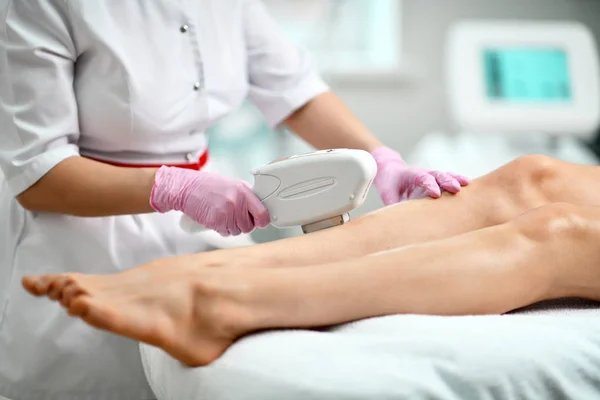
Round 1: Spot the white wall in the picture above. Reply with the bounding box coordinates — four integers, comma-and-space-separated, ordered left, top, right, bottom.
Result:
325, 0, 600, 213
332, 0, 600, 153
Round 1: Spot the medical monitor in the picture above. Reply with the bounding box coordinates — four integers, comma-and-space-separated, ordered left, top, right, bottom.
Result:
446, 21, 600, 137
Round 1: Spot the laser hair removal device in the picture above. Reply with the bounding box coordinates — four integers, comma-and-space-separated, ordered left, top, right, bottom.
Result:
180, 149, 377, 234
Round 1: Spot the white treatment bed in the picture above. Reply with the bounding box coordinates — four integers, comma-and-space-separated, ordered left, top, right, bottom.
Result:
141, 298, 600, 400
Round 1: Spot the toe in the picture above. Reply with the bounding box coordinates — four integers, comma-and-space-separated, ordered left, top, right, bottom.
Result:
47, 276, 72, 301
22, 276, 47, 296
69, 295, 95, 318
61, 282, 85, 308
74, 296, 120, 333
22, 275, 67, 296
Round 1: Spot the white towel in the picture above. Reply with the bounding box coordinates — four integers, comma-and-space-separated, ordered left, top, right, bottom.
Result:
141, 298, 600, 400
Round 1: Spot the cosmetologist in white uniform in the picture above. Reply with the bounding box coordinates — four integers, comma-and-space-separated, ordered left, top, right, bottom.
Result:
0, 1, 468, 399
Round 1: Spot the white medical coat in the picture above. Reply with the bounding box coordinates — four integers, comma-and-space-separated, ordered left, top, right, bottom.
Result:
0, 1, 328, 399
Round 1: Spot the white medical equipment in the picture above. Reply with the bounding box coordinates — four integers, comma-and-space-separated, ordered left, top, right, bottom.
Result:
410, 20, 600, 178
447, 20, 600, 137
180, 149, 377, 234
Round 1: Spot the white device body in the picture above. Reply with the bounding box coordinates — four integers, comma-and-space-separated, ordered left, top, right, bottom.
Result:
446, 20, 600, 137
180, 149, 377, 233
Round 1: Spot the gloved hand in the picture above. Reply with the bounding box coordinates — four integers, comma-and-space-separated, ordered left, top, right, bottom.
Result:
371, 147, 470, 205
149, 166, 270, 236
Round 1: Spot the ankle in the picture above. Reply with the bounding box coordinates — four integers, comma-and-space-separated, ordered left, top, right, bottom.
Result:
191, 267, 262, 336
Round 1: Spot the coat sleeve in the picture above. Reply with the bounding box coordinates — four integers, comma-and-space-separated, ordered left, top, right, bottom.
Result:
243, 0, 330, 128
0, 0, 80, 195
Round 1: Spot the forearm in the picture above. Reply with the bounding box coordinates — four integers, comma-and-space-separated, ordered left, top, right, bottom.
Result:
284, 91, 382, 152
17, 156, 157, 216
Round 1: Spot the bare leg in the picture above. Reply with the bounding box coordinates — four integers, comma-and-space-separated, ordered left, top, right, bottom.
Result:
22, 203, 600, 366
201, 155, 600, 268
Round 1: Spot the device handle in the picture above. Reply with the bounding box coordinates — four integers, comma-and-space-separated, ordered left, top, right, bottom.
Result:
180, 215, 208, 233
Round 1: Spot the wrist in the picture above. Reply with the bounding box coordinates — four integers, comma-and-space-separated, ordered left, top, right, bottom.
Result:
149, 166, 198, 213
362, 139, 384, 153
139, 167, 161, 211
370, 146, 406, 166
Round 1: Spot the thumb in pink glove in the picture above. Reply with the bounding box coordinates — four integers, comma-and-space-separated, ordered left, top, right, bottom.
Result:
370, 147, 470, 205
149, 166, 270, 236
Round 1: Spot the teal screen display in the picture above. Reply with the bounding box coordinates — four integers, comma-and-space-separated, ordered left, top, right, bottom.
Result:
483, 48, 572, 102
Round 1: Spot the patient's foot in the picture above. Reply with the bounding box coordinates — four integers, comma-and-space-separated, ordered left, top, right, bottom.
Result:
22, 256, 253, 366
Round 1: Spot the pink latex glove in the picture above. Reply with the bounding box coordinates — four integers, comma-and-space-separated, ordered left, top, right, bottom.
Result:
371, 147, 470, 205
149, 166, 270, 236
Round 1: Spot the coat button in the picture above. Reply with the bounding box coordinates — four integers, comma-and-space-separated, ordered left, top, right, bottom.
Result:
180, 24, 189, 33
193, 82, 201, 91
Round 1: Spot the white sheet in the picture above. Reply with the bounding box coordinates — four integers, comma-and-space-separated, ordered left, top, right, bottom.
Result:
141, 298, 600, 400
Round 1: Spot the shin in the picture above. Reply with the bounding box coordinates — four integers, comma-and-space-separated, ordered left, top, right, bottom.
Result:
240, 202, 600, 331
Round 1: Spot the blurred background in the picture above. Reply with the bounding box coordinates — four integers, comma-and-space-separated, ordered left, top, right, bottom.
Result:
208, 0, 600, 242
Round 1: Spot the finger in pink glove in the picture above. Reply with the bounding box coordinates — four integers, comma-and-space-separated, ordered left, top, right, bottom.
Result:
149, 166, 270, 236
370, 147, 470, 205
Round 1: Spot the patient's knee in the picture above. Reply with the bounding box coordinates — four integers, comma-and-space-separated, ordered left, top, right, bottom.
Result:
516, 203, 589, 243
505, 155, 560, 187
492, 155, 562, 210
